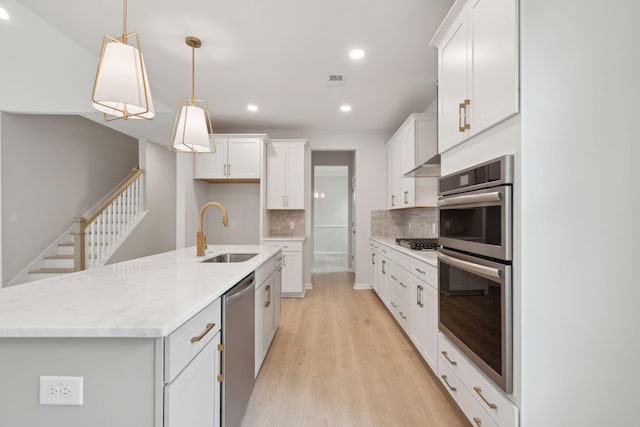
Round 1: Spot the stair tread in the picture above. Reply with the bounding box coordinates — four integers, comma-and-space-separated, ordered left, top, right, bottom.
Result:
44, 255, 74, 260
30, 268, 75, 274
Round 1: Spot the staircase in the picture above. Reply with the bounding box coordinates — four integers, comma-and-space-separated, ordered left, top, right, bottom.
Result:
15, 167, 147, 285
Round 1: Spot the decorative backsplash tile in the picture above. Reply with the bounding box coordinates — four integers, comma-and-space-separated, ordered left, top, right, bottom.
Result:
268, 210, 306, 237
370, 208, 438, 238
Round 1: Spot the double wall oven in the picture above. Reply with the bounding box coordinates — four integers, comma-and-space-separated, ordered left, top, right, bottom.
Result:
437, 155, 514, 393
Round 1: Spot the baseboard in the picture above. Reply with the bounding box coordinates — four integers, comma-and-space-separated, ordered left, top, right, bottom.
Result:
353, 282, 372, 290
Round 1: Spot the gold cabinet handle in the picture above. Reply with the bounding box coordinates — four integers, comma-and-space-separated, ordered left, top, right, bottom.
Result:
418, 285, 424, 307
459, 102, 465, 132
473, 387, 498, 409
441, 375, 457, 392
399, 311, 407, 320
228, 164, 231, 176
217, 343, 225, 382
223, 164, 227, 176
265, 285, 271, 308
463, 99, 471, 130
390, 275, 397, 281
404, 190, 408, 204
391, 301, 397, 308
399, 281, 407, 288
382, 260, 386, 274
415, 268, 425, 274
191, 323, 216, 343
442, 351, 457, 366
473, 418, 482, 426
391, 195, 395, 207
372, 253, 375, 265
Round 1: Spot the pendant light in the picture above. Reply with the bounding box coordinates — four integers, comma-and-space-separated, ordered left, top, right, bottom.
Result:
91, 0, 155, 120
169, 36, 215, 153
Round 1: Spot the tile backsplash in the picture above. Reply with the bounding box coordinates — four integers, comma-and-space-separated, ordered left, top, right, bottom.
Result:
370, 208, 438, 238
268, 210, 306, 237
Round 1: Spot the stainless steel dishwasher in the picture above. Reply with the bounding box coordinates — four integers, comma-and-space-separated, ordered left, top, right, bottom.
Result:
222, 272, 255, 427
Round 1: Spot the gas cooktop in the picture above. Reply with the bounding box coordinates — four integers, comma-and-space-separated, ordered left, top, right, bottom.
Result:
395, 238, 439, 251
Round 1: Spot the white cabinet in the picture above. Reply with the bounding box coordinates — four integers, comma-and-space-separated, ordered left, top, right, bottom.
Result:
386, 114, 438, 209
409, 259, 438, 372
263, 239, 304, 297
254, 254, 282, 376
164, 332, 221, 427
266, 140, 307, 209
164, 299, 222, 427
194, 135, 264, 180
431, 0, 519, 153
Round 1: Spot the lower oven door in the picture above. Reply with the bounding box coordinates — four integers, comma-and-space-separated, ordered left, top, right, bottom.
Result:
438, 248, 512, 393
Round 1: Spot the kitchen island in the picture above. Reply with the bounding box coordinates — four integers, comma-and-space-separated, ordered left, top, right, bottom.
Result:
0, 244, 282, 427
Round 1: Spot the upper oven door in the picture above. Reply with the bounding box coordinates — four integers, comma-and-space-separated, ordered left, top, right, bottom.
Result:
438, 185, 512, 261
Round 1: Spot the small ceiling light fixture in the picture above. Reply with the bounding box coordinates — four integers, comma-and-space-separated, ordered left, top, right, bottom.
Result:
247, 104, 259, 112
169, 36, 215, 153
340, 105, 352, 112
92, 0, 154, 120
0, 7, 10, 20
349, 49, 365, 60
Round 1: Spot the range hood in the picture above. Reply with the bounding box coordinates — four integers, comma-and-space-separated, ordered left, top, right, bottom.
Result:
404, 154, 441, 177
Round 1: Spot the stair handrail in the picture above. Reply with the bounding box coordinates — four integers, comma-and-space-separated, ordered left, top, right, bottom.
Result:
73, 166, 144, 271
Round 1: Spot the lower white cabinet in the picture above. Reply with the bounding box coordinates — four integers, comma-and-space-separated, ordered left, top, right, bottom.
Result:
409, 259, 438, 372
164, 299, 223, 427
254, 254, 281, 376
164, 332, 221, 427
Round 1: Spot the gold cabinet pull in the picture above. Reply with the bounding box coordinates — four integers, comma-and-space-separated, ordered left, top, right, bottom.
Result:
371, 253, 375, 265
418, 285, 424, 307
442, 351, 457, 366
191, 323, 215, 343
441, 375, 457, 392
473, 418, 482, 426
459, 102, 465, 132
416, 285, 421, 305
228, 164, 231, 176
265, 285, 271, 308
217, 343, 225, 382
399, 281, 407, 288
415, 268, 425, 274
463, 99, 471, 130
473, 387, 497, 409
404, 191, 409, 204
391, 301, 397, 308
391, 195, 395, 206
382, 260, 386, 274
399, 311, 407, 320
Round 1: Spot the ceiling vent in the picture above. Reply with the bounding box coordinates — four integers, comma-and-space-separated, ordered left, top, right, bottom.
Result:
328, 73, 346, 86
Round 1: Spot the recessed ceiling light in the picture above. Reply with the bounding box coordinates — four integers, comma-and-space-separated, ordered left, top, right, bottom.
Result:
349, 49, 365, 60
340, 105, 352, 112
247, 104, 258, 112
0, 7, 10, 20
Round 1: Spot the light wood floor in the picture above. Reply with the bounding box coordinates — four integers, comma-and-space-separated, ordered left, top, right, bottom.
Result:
241, 272, 469, 427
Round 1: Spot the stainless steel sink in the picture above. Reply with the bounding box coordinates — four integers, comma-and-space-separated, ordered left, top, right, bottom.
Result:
201, 253, 258, 263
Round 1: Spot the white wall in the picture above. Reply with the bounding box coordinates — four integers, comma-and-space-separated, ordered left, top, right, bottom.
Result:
520, 1, 639, 426
314, 172, 349, 254
201, 183, 261, 245
1, 113, 138, 285
108, 140, 177, 263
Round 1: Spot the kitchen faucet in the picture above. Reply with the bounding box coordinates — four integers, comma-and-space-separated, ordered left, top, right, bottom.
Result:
197, 202, 229, 256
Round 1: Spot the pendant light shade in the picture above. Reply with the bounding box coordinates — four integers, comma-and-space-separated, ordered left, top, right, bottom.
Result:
169, 36, 215, 153
171, 104, 212, 152
91, 0, 154, 120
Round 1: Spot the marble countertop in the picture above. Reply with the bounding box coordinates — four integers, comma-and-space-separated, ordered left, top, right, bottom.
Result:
369, 237, 438, 267
0, 244, 282, 338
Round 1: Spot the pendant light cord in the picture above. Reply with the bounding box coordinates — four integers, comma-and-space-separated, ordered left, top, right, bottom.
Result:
191, 45, 196, 103
122, 0, 128, 42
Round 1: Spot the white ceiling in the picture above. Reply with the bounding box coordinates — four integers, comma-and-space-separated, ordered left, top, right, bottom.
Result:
16, 0, 453, 140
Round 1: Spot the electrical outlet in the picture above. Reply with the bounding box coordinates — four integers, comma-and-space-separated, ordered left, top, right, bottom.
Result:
40, 376, 83, 406
289, 221, 295, 229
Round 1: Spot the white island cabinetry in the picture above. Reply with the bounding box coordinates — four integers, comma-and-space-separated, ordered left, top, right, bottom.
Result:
254, 253, 282, 376
0, 244, 282, 427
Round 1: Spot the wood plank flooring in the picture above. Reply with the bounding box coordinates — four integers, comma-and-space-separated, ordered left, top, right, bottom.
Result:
241, 272, 469, 427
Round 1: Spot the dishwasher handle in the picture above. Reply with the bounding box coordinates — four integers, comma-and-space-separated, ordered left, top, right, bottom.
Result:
225, 274, 255, 305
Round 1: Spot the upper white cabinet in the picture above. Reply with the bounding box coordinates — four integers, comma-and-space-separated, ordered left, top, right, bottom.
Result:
194, 134, 265, 181
431, 0, 519, 153
386, 114, 438, 209
266, 140, 307, 210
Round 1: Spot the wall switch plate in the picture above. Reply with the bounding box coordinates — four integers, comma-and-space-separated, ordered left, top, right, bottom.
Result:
289, 221, 295, 229
39, 376, 83, 406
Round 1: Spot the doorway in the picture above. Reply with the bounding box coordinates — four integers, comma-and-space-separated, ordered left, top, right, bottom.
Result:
311, 151, 355, 274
